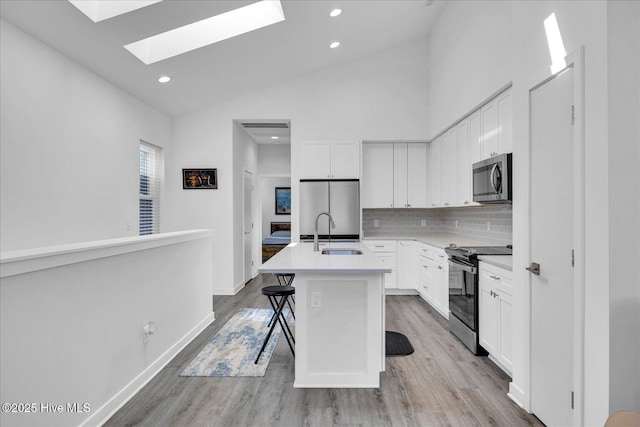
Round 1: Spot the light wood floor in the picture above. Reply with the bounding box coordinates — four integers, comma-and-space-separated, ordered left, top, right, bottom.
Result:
105, 274, 543, 427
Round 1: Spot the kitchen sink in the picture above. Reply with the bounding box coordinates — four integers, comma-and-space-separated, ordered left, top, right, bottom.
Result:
321, 248, 363, 255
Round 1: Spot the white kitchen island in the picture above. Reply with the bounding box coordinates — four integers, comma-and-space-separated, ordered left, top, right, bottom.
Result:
258, 242, 391, 388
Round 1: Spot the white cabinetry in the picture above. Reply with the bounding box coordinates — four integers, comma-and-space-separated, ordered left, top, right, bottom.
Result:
469, 110, 482, 166
299, 140, 360, 179
397, 240, 417, 289
427, 137, 441, 207
457, 117, 478, 206
362, 143, 394, 208
480, 89, 512, 159
442, 127, 458, 207
363, 240, 397, 289
416, 243, 434, 303
478, 262, 513, 375
406, 144, 428, 208
362, 142, 427, 208
415, 242, 449, 319
432, 248, 450, 318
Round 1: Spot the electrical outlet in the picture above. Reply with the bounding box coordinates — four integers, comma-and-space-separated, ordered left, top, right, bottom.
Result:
143, 321, 155, 344
487, 221, 491, 231
311, 292, 321, 308
455, 220, 459, 228
373, 219, 379, 227
421, 220, 426, 227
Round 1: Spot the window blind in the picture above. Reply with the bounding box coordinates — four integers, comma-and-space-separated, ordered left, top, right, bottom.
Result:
139, 141, 162, 235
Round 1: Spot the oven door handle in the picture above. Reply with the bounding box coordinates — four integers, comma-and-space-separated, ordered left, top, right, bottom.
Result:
448, 258, 476, 274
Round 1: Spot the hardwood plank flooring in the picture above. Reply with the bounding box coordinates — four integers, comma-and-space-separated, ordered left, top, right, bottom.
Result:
105, 274, 543, 427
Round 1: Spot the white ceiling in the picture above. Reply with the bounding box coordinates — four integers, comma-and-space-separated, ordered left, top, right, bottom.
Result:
1, 0, 446, 120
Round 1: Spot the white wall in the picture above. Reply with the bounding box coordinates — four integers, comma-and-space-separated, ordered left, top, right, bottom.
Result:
428, 0, 513, 135
607, 0, 640, 414
0, 232, 214, 427
0, 19, 171, 251
258, 144, 291, 175
165, 37, 430, 294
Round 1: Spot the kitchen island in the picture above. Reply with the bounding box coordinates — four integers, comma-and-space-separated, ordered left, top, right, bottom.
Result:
258, 241, 391, 388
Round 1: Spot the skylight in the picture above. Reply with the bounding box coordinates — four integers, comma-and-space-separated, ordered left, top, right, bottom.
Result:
544, 13, 567, 74
124, 0, 286, 65
69, 0, 162, 23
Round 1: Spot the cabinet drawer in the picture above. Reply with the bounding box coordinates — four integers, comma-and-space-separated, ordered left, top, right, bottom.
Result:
433, 248, 447, 263
479, 263, 513, 295
375, 253, 397, 270
416, 243, 434, 259
364, 240, 397, 252
418, 255, 433, 277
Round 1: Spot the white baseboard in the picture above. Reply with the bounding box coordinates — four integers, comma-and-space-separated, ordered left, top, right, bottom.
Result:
508, 382, 526, 410
83, 313, 215, 427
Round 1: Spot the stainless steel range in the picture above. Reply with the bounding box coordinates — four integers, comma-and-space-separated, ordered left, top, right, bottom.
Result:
445, 245, 512, 354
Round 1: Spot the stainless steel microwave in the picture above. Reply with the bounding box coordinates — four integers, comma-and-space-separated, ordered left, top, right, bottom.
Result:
472, 153, 512, 204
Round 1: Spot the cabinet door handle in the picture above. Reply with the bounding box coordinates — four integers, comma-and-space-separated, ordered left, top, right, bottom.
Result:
438, 265, 443, 270
526, 262, 541, 275
489, 275, 501, 280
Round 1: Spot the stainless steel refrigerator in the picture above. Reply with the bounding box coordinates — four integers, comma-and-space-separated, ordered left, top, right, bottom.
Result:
299, 179, 360, 241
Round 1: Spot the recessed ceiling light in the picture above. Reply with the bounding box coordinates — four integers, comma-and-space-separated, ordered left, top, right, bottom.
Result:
68, 0, 162, 23
330, 9, 342, 17
158, 76, 171, 83
125, 0, 285, 65
271, 136, 279, 140
329, 41, 341, 49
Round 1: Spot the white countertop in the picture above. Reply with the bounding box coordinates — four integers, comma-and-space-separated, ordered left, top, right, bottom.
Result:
363, 234, 496, 249
258, 242, 391, 274
478, 255, 513, 271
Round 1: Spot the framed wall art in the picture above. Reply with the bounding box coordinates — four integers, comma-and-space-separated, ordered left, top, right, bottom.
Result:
275, 187, 291, 214
183, 169, 217, 189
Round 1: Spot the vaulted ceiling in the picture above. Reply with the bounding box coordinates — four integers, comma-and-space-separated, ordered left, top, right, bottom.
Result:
0, 0, 446, 118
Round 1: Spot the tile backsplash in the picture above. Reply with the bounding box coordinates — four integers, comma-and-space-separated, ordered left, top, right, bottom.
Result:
362, 205, 513, 246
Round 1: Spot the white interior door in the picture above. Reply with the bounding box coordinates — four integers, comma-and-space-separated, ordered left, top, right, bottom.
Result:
243, 170, 253, 283
529, 66, 575, 426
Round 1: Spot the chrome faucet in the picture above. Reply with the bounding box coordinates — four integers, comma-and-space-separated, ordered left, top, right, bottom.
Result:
314, 212, 336, 251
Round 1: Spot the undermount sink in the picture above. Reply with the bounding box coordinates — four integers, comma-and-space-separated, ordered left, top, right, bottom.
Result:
321, 248, 363, 255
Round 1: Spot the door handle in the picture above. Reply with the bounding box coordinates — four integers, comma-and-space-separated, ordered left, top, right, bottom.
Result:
526, 262, 541, 275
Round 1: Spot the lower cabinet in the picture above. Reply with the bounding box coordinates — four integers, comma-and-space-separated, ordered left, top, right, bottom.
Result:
416, 243, 434, 302
397, 241, 417, 289
478, 262, 513, 375
415, 243, 449, 319
363, 240, 397, 289
432, 248, 450, 319
364, 239, 450, 320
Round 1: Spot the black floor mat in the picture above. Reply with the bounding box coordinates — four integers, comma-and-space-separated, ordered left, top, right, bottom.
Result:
385, 331, 414, 357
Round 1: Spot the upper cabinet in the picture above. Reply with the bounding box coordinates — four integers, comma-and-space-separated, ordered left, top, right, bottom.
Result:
362, 142, 394, 208
406, 144, 428, 208
427, 136, 441, 208
441, 127, 458, 207
299, 140, 360, 179
480, 89, 512, 159
362, 142, 427, 209
395, 143, 427, 208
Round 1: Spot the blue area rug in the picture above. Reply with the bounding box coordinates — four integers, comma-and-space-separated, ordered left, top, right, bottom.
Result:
180, 307, 290, 377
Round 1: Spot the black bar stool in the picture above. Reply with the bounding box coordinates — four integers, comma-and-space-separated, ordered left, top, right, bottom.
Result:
273, 273, 295, 321
254, 285, 295, 364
